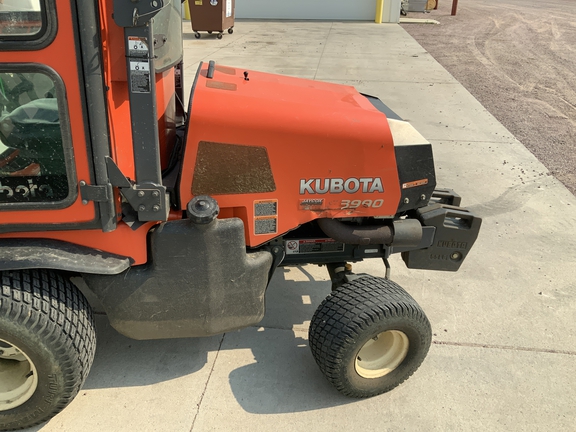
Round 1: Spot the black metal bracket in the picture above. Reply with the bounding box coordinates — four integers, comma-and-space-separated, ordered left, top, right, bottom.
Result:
79, 181, 113, 204
267, 245, 286, 285
106, 157, 169, 222
121, 186, 168, 221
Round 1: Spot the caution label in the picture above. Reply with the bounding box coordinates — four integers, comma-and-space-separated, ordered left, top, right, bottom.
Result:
128, 36, 148, 58
254, 200, 278, 235
285, 239, 345, 255
255, 217, 277, 235
130, 61, 150, 94
255, 200, 277, 217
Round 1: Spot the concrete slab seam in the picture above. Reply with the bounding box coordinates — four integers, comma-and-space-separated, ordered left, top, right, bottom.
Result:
189, 333, 226, 432
313, 22, 333, 80
434, 340, 576, 356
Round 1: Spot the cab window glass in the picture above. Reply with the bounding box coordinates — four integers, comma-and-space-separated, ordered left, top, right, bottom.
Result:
0, 71, 68, 204
0, 0, 43, 37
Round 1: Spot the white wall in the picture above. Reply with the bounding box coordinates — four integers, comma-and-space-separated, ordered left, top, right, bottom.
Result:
235, 0, 378, 21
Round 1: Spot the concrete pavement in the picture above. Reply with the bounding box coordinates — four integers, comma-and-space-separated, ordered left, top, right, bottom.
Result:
28, 21, 576, 431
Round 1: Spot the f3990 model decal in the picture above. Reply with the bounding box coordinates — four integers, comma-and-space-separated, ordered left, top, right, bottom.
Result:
299, 177, 384, 195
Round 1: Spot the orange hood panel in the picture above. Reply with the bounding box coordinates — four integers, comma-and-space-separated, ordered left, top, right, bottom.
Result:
179, 63, 401, 247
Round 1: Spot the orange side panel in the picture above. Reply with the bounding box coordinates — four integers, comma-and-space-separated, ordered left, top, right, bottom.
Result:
179, 65, 401, 247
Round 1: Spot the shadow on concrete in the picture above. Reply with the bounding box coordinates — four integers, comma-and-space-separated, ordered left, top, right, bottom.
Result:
225, 267, 355, 413
82, 316, 220, 390
226, 327, 352, 414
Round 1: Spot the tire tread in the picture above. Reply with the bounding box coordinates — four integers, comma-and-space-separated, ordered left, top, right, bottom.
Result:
0, 270, 96, 431
309, 276, 431, 397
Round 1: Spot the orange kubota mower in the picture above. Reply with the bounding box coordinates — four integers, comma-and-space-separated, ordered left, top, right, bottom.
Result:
0, 0, 481, 429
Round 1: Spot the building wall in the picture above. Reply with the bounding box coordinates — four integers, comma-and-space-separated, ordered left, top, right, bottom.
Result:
235, 0, 377, 20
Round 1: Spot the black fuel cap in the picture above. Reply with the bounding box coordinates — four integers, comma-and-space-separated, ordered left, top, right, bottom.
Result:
187, 196, 219, 224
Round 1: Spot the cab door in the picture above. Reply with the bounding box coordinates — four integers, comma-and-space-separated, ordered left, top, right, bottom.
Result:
0, 0, 110, 232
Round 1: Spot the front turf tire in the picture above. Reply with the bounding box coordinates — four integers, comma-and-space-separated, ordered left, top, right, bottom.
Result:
309, 276, 431, 398
0, 270, 96, 431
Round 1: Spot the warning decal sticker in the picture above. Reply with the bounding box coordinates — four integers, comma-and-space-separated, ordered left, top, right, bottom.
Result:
130, 61, 151, 94
128, 36, 150, 94
254, 200, 278, 235
285, 239, 345, 255
255, 217, 277, 235
128, 36, 148, 57
255, 200, 277, 217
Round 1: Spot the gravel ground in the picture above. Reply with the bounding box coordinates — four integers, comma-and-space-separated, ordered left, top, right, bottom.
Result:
402, 0, 576, 195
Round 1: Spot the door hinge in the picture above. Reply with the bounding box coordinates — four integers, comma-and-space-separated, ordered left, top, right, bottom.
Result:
79, 181, 113, 204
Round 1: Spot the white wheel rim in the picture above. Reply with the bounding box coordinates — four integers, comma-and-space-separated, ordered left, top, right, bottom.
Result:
355, 330, 409, 379
0, 338, 39, 411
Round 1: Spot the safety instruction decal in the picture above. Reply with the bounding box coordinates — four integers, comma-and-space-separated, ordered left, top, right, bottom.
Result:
226, 0, 232, 17
128, 36, 148, 57
130, 61, 151, 93
128, 36, 150, 94
285, 239, 344, 255
254, 199, 278, 235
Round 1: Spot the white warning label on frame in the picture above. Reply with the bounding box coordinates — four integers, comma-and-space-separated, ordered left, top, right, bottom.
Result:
130, 61, 149, 72
130, 61, 150, 93
128, 36, 148, 57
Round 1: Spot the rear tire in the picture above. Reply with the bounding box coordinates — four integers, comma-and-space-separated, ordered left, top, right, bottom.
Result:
309, 276, 431, 397
0, 270, 96, 431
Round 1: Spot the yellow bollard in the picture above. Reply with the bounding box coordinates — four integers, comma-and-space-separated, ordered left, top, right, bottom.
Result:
375, 0, 384, 23
184, 0, 191, 20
